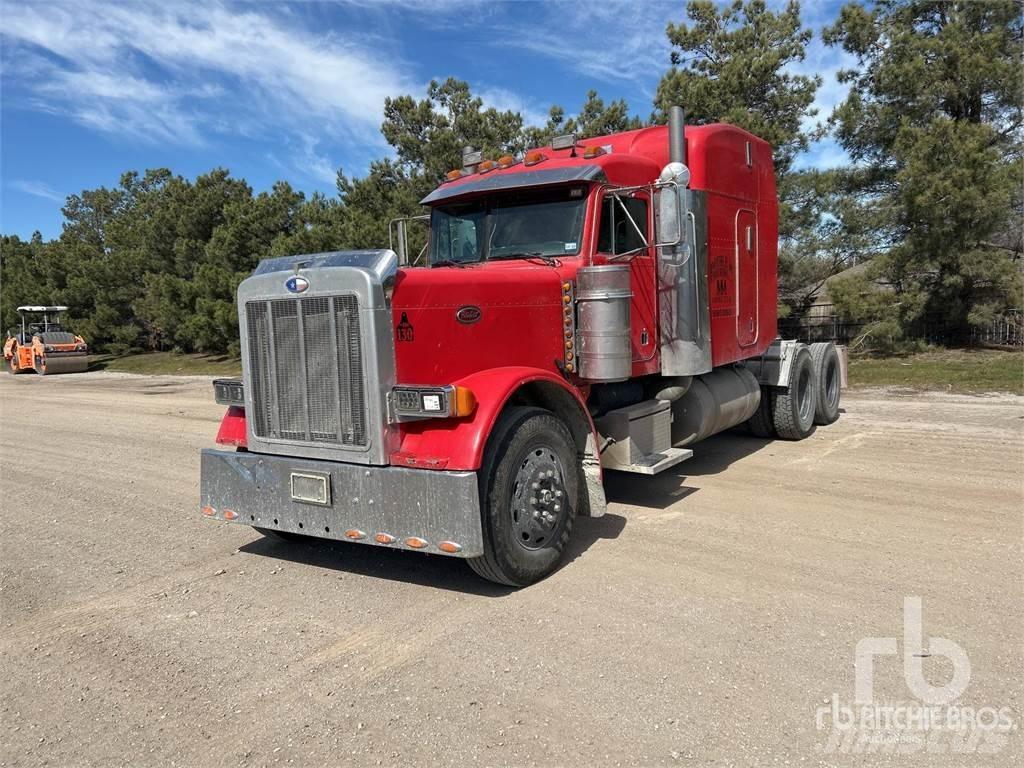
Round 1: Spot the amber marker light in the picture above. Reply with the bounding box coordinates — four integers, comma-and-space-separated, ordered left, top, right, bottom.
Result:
405, 537, 428, 549
375, 533, 396, 544
497, 155, 516, 168
445, 169, 462, 181
345, 529, 365, 540
223, 509, 238, 521
452, 386, 477, 417
524, 150, 547, 166
438, 541, 462, 554
201, 505, 216, 517
583, 145, 606, 159
477, 159, 497, 173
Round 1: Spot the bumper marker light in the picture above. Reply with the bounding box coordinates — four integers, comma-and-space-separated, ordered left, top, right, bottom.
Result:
223, 509, 238, 521
438, 541, 462, 554
375, 533, 396, 545
201, 505, 216, 517
345, 529, 366, 540
405, 537, 428, 549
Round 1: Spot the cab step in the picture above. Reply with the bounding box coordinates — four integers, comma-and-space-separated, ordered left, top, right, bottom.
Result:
594, 399, 693, 476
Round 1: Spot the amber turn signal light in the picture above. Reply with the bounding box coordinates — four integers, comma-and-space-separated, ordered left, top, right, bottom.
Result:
452, 386, 477, 417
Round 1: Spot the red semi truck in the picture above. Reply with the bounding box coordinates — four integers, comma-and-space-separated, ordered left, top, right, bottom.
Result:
200, 108, 844, 585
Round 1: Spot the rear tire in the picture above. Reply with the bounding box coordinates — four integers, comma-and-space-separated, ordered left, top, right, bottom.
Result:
772, 345, 817, 440
468, 407, 578, 587
810, 342, 841, 425
747, 386, 776, 438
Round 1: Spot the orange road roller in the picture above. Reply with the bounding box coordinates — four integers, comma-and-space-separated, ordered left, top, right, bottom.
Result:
4, 306, 89, 375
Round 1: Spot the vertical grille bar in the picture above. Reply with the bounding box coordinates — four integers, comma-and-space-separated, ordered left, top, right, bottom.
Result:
296, 300, 311, 440
327, 299, 344, 442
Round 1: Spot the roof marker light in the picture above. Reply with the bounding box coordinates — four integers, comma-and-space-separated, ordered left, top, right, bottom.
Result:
524, 150, 547, 166
583, 145, 606, 159
477, 159, 497, 174
445, 169, 463, 181
497, 155, 516, 168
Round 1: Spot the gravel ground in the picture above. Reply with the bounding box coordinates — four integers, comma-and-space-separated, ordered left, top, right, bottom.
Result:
1, 371, 1021, 767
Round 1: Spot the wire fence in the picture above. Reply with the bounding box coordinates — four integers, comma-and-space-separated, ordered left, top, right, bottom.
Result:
778, 307, 1024, 348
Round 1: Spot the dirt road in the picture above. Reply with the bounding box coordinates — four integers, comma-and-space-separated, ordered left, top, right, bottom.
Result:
1, 371, 1021, 766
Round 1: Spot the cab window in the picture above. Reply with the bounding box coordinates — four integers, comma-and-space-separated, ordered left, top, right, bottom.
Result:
597, 196, 649, 256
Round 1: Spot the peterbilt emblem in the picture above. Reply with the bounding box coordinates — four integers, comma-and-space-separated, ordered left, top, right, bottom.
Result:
456, 305, 482, 324
285, 275, 309, 293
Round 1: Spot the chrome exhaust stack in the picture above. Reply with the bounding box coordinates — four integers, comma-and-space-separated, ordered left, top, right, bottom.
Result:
657, 106, 712, 377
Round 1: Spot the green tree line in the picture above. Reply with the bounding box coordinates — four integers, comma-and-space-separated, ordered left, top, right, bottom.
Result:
2, 0, 1020, 355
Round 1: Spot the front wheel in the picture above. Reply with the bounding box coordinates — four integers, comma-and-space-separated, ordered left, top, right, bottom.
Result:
468, 407, 578, 587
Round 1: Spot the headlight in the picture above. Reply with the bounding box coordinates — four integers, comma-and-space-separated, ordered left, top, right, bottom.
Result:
391, 385, 475, 420
213, 378, 245, 406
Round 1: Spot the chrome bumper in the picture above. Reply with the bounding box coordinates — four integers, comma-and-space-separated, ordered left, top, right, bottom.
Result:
199, 449, 484, 557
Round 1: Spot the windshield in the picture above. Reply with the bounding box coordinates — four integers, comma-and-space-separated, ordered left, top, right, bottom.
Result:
429, 186, 587, 264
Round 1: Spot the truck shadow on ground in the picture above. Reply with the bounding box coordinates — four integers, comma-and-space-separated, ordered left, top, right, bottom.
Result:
238, 511, 627, 596
603, 430, 771, 510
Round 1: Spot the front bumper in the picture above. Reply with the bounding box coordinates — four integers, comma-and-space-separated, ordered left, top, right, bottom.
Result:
199, 449, 484, 557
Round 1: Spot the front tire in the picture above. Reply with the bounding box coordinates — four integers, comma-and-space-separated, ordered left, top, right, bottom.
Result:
468, 407, 578, 587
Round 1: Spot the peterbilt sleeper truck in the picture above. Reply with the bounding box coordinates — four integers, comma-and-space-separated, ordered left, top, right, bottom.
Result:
200, 108, 844, 586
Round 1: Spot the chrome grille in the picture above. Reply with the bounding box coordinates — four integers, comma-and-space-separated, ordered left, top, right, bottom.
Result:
245, 295, 367, 447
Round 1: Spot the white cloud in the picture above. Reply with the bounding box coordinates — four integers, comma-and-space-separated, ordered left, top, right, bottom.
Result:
10, 180, 65, 203
497, 0, 673, 94
1, 1, 416, 158
477, 86, 550, 128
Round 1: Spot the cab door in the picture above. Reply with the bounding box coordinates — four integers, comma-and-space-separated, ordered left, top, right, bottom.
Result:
596, 193, 657, 366
736, 209, 758, 347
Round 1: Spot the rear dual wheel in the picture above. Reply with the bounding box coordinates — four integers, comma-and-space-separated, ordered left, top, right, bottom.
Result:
468, 407, 578, 587
810, 342, 841, 425
772, 344, 817, 440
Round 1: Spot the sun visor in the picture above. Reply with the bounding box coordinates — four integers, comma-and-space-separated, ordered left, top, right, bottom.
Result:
421, 165, 607, 205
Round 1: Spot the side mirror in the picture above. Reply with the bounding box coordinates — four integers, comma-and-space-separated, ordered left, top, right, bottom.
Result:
655, 185, 682, 247
655, 162, 691, 261
388, 215, 430, 266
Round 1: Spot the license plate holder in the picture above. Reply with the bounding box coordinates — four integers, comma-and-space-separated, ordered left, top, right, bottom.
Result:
290, 471, 331, 506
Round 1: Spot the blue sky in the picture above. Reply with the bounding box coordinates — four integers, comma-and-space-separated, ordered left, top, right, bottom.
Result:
0, 0, 851, 240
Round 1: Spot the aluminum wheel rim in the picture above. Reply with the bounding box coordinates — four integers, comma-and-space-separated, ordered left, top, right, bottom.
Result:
798, 365, 814, 422
510, 443, 567, 551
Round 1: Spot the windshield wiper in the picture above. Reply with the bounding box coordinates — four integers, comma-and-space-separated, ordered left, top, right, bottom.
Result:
430, 259, 472, 268
489, 252, 558, 266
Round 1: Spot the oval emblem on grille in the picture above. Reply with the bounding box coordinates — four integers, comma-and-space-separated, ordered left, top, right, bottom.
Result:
456, 305, 482, 324
285, 276, 309, 293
